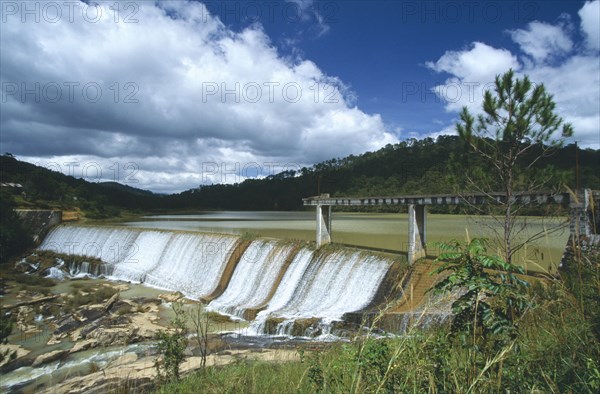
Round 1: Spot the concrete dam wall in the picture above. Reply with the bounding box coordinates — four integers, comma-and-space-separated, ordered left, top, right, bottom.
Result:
38, 225, 407, 337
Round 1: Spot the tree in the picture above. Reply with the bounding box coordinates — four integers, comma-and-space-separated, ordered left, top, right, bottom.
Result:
154, 303, 188, 384
456, 69, 573, 263
188, 303, 211, 369
0, 190, 32, 263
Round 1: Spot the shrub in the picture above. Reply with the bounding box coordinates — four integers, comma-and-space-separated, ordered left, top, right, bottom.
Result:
155, 303, 188, 385
430, 238, 530, 350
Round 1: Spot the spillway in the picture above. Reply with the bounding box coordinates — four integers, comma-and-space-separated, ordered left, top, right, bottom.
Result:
40, 225, 239, 299
206, 241, 296, 318
252, 250, 392, 336
39, 225, 396, 337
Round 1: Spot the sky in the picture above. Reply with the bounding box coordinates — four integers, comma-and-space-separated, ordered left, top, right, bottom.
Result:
1, 0, 599, 193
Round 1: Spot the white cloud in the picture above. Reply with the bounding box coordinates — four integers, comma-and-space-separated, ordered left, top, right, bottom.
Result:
0, 0, 395, 193
579, 0, 600, 50
426, 125, 457, 141
509, 21, 573, 63
426, 3, 600, 148
284, 0, 330, 37
426, 42, 520, 113
426, 42, 519, 82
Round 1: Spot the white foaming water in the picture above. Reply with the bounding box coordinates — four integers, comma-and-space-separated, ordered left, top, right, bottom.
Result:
110, 230, 172, 282
143, 233, 239, 299
39, 225, 238, 299
248, 248, 314, 334
207, 241, 295, 318
40, 225, 394, 338
268, 250, 391, 336
44, 266, 68, 280
41, 226, 139, 264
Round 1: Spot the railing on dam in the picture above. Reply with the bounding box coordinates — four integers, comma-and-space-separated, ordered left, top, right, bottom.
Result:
303, 189, 599, 265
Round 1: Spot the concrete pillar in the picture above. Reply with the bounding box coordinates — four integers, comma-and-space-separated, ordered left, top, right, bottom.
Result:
569, 189, 591, 237
408, 204, 427, 264
316, 204, 332, 248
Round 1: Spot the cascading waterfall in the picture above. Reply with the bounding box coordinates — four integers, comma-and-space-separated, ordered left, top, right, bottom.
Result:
254, 250, 392, 336
39, 225, 395, 338
206, 241, 295, 318
39, 225, 239, 299
247, 248, 314, 334
139, 232, 239, 299
41, 225, 139, 266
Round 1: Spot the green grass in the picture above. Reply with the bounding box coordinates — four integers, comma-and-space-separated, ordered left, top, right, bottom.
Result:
9, 273, 56, 287
157, 306, 599, 393
66, 285, 117, 309
156, 259, 600, 394
155, 358, 310, 394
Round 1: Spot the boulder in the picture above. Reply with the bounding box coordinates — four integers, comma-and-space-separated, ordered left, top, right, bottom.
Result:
32, 349, 68, 367
0, 344, 30, 369
109, 353, 138, 367
70, 339, 96, 354
159, 292, 183, 303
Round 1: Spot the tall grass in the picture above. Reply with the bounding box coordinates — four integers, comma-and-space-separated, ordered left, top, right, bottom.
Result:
156, 262, 599, 394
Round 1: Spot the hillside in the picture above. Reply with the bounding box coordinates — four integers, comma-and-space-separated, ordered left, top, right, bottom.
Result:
169, 136, 600, 211
2, 136, 599, 214
0, 155, 164, 219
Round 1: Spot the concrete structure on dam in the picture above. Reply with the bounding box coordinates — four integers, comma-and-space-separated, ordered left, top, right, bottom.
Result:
304, 189, 600, 264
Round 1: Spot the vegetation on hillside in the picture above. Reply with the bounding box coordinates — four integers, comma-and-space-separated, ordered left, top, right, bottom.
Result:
170, 137, 599, 212
0, 155, 164, 219
0, 189, 32, 263
2, 136, 599, 215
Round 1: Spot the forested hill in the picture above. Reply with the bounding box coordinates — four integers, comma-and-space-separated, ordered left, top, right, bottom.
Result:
170, 136, 600, 211
0, 155, 165, 218
1, 136, 599, 214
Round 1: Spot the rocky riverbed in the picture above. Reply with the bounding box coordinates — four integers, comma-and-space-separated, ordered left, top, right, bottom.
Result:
0, 251, 303, 393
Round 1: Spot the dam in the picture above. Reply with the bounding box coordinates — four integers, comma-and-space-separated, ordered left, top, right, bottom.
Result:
37, 190, 598, 337
39, 225, 404, 337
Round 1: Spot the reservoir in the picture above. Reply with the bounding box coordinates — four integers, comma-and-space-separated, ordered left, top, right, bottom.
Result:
116, 211, 568, 272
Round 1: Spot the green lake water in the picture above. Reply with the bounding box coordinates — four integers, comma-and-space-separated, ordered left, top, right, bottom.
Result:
114, 211, 568, 273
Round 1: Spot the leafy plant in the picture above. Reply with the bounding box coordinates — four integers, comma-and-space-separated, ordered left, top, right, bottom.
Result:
188, 303, 210, 369
430, 238, 530, 349
0, 309, 12, 344
356, 338, 391, 391
155, 302, 188, 384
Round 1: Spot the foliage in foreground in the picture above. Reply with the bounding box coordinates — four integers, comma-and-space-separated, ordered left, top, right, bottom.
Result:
156, 277, 599, 393
456, 69, 573, 263
155, 303, 189, 385
430, 238, 530, 350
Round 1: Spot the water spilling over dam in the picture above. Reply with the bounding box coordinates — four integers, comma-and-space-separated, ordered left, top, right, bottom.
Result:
39, 225, 402, 337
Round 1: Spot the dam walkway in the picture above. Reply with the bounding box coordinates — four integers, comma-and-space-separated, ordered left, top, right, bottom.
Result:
303, 189, 600, 264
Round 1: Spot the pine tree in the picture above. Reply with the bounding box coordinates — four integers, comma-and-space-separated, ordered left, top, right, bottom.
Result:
456, 69, 573, 263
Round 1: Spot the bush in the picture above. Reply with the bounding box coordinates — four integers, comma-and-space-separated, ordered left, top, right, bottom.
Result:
430, 238, 530, 350
10, 273, 56, 288
0, 190, 32, 264
0, 309, 12, 344
155, 303, 188, 385
66, 286, 117, 308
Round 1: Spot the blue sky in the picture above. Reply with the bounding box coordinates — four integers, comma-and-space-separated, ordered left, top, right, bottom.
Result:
207, 0, 598, 139
1, 0, 598, 192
